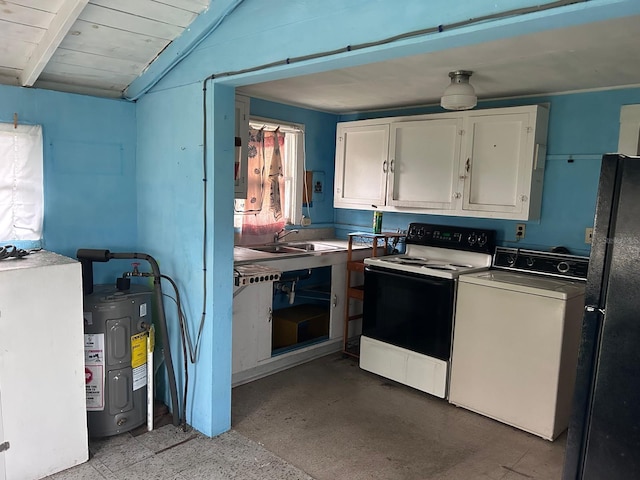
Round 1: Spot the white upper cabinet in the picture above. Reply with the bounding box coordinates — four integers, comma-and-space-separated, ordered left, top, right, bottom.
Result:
235, 95, 250, 199
333, 105, 549, 221
334, 122, 389, 208
459, 106, 548, 219
388, 118, 463, 209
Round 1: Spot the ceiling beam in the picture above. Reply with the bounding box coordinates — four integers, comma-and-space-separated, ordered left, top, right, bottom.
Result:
20, 0, 89, 87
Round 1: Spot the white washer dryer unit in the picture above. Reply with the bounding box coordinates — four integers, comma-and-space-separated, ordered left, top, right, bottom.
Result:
449, 247, 589, 441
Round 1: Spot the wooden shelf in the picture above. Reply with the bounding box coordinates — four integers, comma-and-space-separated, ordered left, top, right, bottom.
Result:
347, 285, 364, 301
342, 231, 406, 359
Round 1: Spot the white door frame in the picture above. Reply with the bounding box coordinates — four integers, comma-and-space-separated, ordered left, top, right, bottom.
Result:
618, 105, 640, 155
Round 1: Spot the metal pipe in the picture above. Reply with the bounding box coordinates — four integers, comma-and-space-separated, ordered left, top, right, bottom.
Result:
109, 252, 180, 427
75, 248, 181, 427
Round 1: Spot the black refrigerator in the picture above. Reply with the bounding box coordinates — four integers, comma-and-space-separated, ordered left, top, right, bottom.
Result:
563, 154, 640, 479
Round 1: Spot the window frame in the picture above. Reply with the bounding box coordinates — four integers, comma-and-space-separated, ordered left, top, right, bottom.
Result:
239, 116, 305, 226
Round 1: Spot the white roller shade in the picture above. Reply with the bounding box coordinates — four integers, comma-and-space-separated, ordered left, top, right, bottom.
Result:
0, 124, 43, 242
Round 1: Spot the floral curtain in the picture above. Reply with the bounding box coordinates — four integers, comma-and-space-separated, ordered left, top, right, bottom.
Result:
236, 127, 286, 245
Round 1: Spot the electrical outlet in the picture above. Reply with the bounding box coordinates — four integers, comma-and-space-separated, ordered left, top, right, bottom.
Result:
516, 223, 526, 240
585, 227, 594, 244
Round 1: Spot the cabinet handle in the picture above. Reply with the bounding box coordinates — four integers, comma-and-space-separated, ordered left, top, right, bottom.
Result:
268, 307, 272, 322
332, 294, 338, 308
520, 195, 528, 202
453, 192, 461, 199
390, 159, 395, 173
382, 160, 388, 173
465, 158, 471, 172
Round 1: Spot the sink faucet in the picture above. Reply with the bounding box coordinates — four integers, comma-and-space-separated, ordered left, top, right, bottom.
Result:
274, 229, 299, 243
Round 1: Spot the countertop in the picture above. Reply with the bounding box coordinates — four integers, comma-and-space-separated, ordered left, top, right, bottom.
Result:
234, 239, 354, 264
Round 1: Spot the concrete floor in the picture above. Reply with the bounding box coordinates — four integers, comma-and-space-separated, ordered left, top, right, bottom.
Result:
232, 352, 567, 480
49, 351, 566, 479
46, 426, 313, 479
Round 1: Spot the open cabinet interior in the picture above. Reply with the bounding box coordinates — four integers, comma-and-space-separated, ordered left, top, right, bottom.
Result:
271, 266, 332, 355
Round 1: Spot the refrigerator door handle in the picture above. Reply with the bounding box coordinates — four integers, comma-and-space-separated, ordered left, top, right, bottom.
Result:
584, 305, 606, 315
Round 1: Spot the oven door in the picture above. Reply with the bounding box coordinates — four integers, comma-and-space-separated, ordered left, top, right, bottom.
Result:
363, 266, 455, 361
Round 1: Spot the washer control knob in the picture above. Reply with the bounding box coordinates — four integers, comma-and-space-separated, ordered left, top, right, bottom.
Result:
477, 233, 488, 247
557, 261, 570, 273
467, 234, 477, 245
526, 257, 535, 267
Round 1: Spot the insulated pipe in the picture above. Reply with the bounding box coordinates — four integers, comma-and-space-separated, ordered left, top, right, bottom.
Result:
76, 249, 180, 427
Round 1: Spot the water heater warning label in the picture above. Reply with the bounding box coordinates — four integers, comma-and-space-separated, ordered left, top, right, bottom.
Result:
85, 333, 105, 411
131, 332, 148, 391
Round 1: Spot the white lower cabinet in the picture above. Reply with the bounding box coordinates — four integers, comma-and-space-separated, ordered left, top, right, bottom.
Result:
231, 256, 349, 386
232, 281, 273, 376
333, 105, 549, 220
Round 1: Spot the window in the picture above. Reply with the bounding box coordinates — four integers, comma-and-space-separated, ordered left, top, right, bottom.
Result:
234, 117, 305, 245
0, 123, 43, 245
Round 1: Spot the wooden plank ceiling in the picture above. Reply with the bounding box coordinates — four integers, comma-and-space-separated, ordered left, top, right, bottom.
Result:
0, 0, 210, 98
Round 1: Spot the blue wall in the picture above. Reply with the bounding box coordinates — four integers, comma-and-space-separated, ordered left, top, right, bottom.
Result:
0, 84, 137, 282
335, 87, 640, 256
133, 0, 640, 436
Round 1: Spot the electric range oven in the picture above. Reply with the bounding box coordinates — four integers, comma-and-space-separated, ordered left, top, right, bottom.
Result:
360, 223, 495, 399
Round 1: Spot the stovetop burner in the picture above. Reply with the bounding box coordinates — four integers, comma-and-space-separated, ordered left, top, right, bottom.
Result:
423, 264, 457, 271
386, 256, 430, 266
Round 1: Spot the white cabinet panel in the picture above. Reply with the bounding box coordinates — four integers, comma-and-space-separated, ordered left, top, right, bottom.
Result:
388, 118, 462, 209
329, 263, 346, 339
234, 95, 250, 199
232, 281, 273, 374
463, 113, 528, 213
460, 106, 548, 219
334, 123, 389, 208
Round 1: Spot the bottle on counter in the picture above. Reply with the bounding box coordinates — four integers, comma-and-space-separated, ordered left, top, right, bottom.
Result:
372, 208, 383, 234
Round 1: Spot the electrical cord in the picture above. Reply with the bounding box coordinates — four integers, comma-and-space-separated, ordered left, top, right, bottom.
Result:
0, 245, 30, 260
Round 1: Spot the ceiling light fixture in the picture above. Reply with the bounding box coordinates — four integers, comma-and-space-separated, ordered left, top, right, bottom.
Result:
441, 70, 477, 111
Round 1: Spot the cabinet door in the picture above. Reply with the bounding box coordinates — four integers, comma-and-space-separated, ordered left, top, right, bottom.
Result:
330, 264, 346, 340
388, 118, 462, 209
232, 281, 273, 374
234, 95, 250, 199
334, 123, 389, 208
461, 112, 532, 216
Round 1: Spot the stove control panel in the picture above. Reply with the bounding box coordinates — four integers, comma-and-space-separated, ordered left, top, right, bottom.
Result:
406, 223, 496, 254
493, 247, 589, 280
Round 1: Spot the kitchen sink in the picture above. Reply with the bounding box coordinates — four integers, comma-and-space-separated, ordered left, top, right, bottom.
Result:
248, 241, 341, 255
248, 245, 306, 254
285, 242, 340, 252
